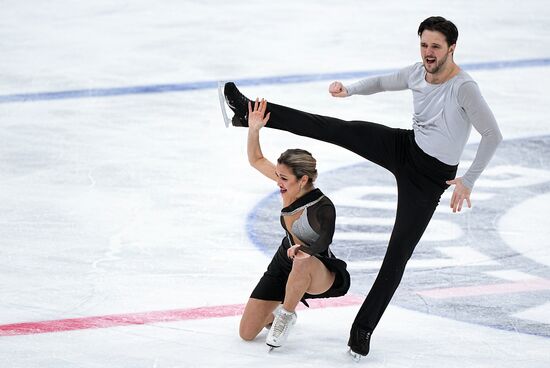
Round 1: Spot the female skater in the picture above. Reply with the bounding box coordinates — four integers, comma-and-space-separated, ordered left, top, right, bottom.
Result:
239, 98, 350, 350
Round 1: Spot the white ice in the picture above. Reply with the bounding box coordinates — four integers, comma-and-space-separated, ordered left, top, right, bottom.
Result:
1, 0, 549, 367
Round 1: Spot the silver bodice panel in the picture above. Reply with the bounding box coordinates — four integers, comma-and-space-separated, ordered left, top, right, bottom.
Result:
290, 207, 320, 244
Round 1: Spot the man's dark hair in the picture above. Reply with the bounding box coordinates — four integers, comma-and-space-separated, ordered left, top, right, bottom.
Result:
418, 16, 458, 46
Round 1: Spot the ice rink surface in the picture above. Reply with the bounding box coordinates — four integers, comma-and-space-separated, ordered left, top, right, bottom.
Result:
1, 0, 549, 367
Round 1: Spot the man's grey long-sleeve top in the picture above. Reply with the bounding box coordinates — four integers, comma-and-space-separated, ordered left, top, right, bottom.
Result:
346, 62, 503, 189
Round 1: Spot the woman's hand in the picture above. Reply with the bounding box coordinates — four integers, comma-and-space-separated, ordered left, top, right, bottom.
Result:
247, 98, 271, 131
287, 244, 310, 260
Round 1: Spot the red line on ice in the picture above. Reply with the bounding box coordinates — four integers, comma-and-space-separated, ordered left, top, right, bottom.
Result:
0, 294, 364, 336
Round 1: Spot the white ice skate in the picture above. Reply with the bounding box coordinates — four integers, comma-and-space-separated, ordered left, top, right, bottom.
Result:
264, 304, 282, 331
217, 81, 232, 128
266, 307, 297, 351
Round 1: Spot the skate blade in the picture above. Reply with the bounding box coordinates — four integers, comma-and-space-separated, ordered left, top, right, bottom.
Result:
348, 348, 362, 362
217, 81, 232, 128
267, 345, 278, 353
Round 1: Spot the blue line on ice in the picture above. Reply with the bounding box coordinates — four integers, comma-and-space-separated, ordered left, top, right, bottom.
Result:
1, 58, 549, 103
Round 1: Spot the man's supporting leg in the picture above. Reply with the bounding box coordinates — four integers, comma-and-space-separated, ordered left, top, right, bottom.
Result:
349, 182, 441, 356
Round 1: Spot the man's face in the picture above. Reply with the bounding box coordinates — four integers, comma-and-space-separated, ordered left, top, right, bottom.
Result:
420, 30, 455, 75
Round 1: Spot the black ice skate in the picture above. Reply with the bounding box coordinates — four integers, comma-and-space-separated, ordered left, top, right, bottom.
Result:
217, 81, 250, 127
348, 325, 372, 362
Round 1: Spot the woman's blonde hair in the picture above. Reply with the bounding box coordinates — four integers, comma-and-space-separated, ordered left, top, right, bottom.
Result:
277, 149, 318, 184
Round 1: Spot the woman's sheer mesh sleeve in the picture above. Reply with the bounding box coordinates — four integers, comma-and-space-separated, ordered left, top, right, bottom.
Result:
298, 204, 336, 256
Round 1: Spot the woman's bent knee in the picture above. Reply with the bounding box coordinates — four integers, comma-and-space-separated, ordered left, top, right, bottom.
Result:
239, 330, 257, 341
239, 322, 262, 341
239, 298, 280, 341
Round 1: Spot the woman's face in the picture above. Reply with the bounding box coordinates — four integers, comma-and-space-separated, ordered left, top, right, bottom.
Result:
276, 163, 305, 203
